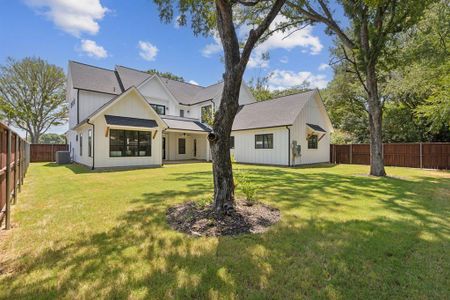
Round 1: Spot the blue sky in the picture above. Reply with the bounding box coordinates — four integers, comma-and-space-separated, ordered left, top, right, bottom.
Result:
0, 0, 336, 134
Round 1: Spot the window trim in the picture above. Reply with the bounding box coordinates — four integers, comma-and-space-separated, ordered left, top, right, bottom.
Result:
150, 103, 166, 115
88, 129, 92, 157
307, 134, 318, 149
79, 133, 83, 156
109, 129, 152, 157
255, 134, 273, 149
178, 138, 186, 155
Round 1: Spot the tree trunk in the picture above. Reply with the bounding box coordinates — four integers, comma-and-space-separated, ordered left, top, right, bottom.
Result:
30, 132, 39, 144
209, 72, 242, 213
366, 63, 386, 176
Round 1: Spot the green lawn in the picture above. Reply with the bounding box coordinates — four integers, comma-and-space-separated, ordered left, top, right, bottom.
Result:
0, 163, 449, 299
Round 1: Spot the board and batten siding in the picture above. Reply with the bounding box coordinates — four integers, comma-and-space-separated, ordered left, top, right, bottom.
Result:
91, 90, 164, 168
138, 77, 178, 115
165, 132, 208, 161
290, 93, 330, 165
231, 127, 289, 166
78, 90, 115, 123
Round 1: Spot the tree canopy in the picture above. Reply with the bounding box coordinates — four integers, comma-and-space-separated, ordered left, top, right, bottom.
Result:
147, 69, 185, 81
0, 57, 67, 143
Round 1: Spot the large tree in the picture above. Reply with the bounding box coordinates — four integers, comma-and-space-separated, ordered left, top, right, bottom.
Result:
0, 57, 67, 143
154, 0, 286, 213
283, 0, 433, 176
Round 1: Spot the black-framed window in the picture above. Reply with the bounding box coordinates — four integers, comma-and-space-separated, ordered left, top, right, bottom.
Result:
109, 129, 152, 157
80, 133, 83, 156
150, 104, 166, 115
88, 130, 92, 157
230, 136, 235, 149
255, 134, 273, 149
180, 109, 184, 117
178, 138, 186, 154
308, 134, 318, 149
201, 105, 212, 123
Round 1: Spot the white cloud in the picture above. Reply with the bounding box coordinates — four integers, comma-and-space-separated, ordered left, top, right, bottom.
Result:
188, 80, 199, 85
280, 56, 289, 64
80, 39, 108, 58
201, 16, 322, 68
201, 33, 222, 57
25, 0, 108, 37
248, 54, 269, 69
174, 15, 181, 29
138, 41, 158, 61
268, 69, 329, 90
318, 63, 330, 71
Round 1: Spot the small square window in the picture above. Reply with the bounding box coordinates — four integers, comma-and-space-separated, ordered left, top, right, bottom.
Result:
308, 135, 318, 149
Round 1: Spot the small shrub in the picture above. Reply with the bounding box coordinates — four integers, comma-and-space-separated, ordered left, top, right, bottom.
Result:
235, 171, 259, 202
231, 153, 236, 164
196, 194, 212, 208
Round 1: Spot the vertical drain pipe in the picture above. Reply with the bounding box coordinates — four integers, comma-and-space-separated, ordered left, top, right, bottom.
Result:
286, 126, 291, 167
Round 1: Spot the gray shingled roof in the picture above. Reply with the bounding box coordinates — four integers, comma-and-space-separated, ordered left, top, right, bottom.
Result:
69, 61, 122, 95
232, 90, 316, 131
70, 62, 223, 105
115, 65, 150, 90
161, 115, 211, 132
192, 82, 223, 104
104, 115, 158, 128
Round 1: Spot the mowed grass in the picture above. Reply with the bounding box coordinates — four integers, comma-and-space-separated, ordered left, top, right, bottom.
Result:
0, 162, 449, 299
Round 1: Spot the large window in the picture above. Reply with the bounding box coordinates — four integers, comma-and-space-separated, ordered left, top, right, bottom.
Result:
255, 134, 273, 149
178, 138, 186, 154
230, 136, 235, 149
150, 104, 165, 115
308, 134, 318, 149
80, 133, 83, 156
110, 129, 152, 157
88, 130, 92, 157
201, 105, 212, 124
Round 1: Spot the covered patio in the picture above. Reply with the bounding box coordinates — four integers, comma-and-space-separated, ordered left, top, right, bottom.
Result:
161, 115, 211, 162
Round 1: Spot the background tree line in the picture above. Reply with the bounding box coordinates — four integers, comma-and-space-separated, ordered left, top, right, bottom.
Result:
249, 0, 449, 144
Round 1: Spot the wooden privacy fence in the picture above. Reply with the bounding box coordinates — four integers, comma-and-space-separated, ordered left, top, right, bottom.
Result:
30, 144, 68, 162
330, 143, 450, 169
0, 123, 30, 230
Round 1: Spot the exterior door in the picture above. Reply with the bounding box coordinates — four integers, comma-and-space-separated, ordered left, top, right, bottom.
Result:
162, 137, 166, 160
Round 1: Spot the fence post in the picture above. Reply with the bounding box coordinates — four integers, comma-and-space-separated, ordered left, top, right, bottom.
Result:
18, 140, 21, 192
13, 135, 18, 204
349, 144, 353, 164
420, 142, 423, 169
5, 129, 11, 230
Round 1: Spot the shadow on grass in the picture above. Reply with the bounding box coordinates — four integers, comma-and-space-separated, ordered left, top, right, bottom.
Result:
1, 167, 449, 298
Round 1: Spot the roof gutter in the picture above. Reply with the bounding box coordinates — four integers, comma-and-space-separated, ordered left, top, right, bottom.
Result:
86, 119, 95, 170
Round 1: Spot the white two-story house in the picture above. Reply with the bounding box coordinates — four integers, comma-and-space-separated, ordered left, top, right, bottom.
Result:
66, 61, 333, 169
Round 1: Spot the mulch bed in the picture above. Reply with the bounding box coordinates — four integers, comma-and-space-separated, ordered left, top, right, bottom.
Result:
167, 200, 281, 237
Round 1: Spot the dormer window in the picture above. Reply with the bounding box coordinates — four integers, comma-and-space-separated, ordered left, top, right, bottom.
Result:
150, 104, 165, 115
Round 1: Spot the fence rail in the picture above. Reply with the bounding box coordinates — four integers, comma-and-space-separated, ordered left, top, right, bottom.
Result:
0, 123, 30, 230
30, 144, 68, 162
330, 143, 450, 169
